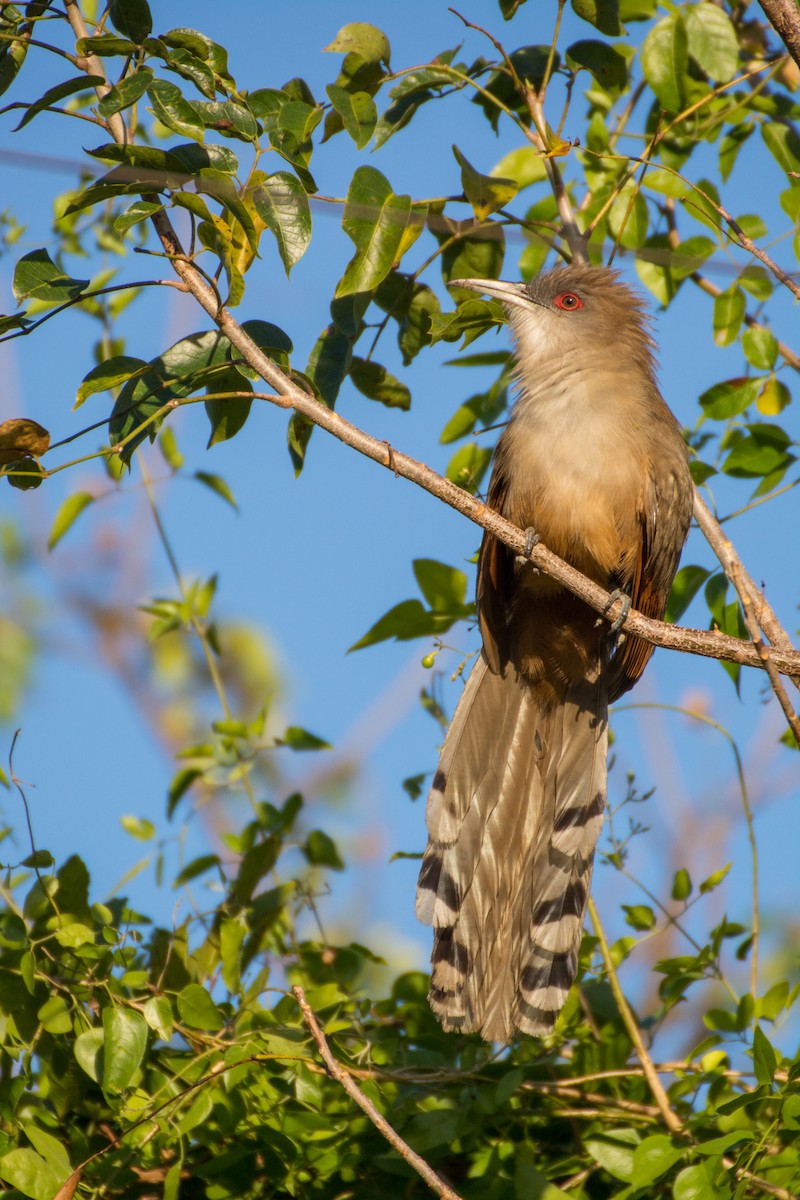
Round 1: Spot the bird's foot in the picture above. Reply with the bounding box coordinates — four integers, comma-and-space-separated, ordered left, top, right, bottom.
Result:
603, 588, 631, 636
523, 526, 540, 559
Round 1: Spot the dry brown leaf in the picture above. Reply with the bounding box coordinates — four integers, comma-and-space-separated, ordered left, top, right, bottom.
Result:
0, 418, 51, 465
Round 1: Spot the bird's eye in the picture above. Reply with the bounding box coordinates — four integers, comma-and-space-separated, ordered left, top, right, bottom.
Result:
554, 292, 584, 311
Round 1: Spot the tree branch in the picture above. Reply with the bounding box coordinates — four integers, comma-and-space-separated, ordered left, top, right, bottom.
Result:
758, 0, 800, 71
587, 898, 683, 1133
293, 987, 463, 1200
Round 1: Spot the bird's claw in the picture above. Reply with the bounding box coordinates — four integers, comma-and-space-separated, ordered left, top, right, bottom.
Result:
523, 527, 540, 559
603, 588, 631, 636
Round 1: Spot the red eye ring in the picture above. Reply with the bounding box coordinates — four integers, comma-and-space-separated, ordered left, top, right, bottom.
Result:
554, 292, 584, 311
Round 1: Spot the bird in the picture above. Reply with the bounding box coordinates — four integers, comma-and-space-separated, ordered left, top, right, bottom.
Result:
415, 264, 693, 1042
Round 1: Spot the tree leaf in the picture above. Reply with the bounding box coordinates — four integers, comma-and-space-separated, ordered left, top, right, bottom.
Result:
326, 84, 376, 149
102, 1008, 147, 1093
97, 67, 153, 117
148, 77, 205, 142
699, 376, 762, 419
570, 0, 622, 36
75, 355, 149, 409
641, 14, 688, 112
176, 983, 224, 1030
13, 75, 105, 131
0, 417, 50, 464
336, 166, 413, 296
277, 727, 332, 751
253, 172, 312, 274
12, 249, 89, 304
304, 830, 345, 870
349, 357, 411, 409
684, 2, 739, 83
453, 145, 518, 220
48, 492, 95, 550
109, 0, 152, 44
324, 23, 391, 67
0, 1149, 62, 1200
752, 1024, 777, 1086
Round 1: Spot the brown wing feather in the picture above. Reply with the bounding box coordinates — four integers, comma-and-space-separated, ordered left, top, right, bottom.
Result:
477, 465, 513, 676
608, 456, 692, 702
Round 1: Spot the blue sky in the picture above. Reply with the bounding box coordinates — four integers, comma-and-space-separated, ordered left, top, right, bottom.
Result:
1, 1, 798, 1046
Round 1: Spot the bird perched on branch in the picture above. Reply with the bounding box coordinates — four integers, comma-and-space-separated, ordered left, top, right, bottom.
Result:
415, 265, 693, 1042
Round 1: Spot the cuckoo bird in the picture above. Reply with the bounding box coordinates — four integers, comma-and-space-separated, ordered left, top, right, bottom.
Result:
415, 265, 693, 1042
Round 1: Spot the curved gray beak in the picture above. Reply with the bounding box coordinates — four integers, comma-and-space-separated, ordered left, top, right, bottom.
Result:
449, 278, 532, 310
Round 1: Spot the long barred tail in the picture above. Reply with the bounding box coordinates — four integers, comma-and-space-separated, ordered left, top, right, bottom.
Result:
415, 655, 607, 1042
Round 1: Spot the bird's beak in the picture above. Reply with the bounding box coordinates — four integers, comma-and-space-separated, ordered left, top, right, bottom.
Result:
449, 278, 533, 310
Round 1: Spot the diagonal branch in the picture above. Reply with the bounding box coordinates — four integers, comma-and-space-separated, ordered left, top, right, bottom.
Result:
293, 987, 463, 1200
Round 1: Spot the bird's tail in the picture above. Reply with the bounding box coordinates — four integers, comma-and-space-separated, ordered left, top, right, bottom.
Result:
415, 655, 607, 1042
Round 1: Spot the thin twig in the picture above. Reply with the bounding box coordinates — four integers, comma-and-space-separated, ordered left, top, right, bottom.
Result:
293, 987, 463, 1200
693, 491, 800, 688
587, 898, 683, 1133
732, 560, 800, 746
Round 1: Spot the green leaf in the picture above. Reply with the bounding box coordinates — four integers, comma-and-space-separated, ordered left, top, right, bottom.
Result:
47, 492, 95, 550
102, 1007, 147, 1093
12, 74, 105, 131
149, 77, 205, 142
74, 1027, 104, 1082
672, 867, 692, 901
336, 166, 413, 296
630, 1135, 683, 1186
641, 14, 688, 112
304, 830, 345, 870
741, 326, 778, 370
453, 145, 518, 220
22, 1126, 71, 1179
622, 904, 656, 931
585, 1130, 638, 1181
761, 122, 800, 184
177, 983, 224, 1030
722, 423, 794, 479
54, 922, 95, 948
204, 364, 253, 447
12, 249, 89, 304
349, 357, 411, 409
164, 47, 216, 100
324, 22, 391, 67
491, 146, 547, 188
699, 376, 762, 420
665, 564, 711, 623
0, 1149, 62, 1200
109, 0, 152, 43
413, 559, 468, 611
713, 286, 745, 346
38, 994, 73, 1034
97, 66, 154, 116
349, 599, 452, 652
253, 172, 312, 274
326, 84, 377, 148
143, 996, 173, 1040
699, 862, 731, 893
673, 1161, 733, 1199
446, 441, 493, 493
565, 40, 628, 93
277, 726, 332, 751
752, 1024, 777, 1086
684, 3, 739, 82
570, 0, 622, 36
